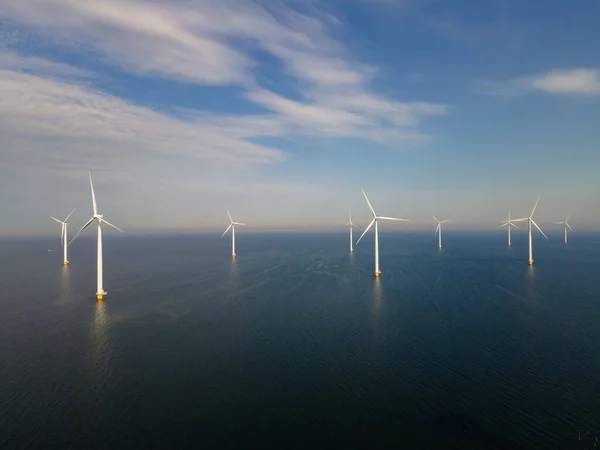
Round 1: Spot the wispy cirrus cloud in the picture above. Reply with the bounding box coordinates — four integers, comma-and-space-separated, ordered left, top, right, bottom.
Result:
481, 68, 600, 97
0, 0, 446, 159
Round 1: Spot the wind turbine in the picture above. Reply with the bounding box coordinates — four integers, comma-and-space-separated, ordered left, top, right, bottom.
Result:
430, 214, 450, 249
222, 207, 245, 258
512, 196, 548, 265
355, 189, 409, 277
346, 213, 359, 253
498, 208, 519, 247
69, 172, 123, 300
556, 214, 573, 244
50, 208, 76, 265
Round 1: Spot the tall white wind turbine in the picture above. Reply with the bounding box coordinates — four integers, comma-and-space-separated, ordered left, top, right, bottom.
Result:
355, 189, 409, 277
512, 196, 548, 265
346, 213, 359, 253
222, 207, 246, 258
498, 209, 519, 247
430, 214, 451, 249
50, 208, 76, 265
69, 172, 123, 300
556, 214, 573, 244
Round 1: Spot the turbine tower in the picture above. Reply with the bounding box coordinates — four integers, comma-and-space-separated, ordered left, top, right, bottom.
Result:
50, 208, 76, 265
430, 214, 450, 249
69, 172, 123, 300
355, 189, 408, 277
498, 208, 519, 247
346, 213, 359, 253
222, 207, 246, 258
513, 196, 548, 265
556, 214, 573, 244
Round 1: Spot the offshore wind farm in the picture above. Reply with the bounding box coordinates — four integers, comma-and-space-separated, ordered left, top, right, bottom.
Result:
2, 0, 600, 448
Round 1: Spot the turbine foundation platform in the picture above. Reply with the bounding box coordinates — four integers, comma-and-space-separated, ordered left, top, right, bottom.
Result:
528, 260, 533, 266
374, 271, 381, 278
63, 261, 69, 266
96, 290, 107, 300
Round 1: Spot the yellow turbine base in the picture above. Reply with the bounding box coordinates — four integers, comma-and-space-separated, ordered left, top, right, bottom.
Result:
528, 260, 533, 266
63, 261, 69, 266
232, 254, 236, 258
374, 272, 381, 278
96, 291, 107, 300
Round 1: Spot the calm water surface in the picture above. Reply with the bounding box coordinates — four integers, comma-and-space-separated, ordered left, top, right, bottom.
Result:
1, 231, 600, 449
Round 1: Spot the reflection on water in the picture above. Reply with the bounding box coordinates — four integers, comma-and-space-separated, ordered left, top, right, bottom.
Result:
87, 301, 111, 390
524, 265, 536, 306
372, 277, 382, 315
225, 258, 239, 303
57, 266, 72, 305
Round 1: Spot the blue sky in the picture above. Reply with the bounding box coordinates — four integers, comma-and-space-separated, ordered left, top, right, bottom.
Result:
0, 0, 599, 235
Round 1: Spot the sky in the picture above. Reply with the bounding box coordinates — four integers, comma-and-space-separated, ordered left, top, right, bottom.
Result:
1, 0, 599, 235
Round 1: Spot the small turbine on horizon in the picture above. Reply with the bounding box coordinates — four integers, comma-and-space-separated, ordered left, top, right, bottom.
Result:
430, 214, 450, 249
556, 214, 573, 244
355, 189, 409, 277
222, 207, 245, 258
346, 213, 359, 253
50, 208, 76, 266
498, 208, 519, 247
512, 196, 548, 265
69, 172, 123, 300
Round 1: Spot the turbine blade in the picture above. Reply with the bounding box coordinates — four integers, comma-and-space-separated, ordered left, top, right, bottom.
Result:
566, 213, 571, 222
64, 208, 76, 222
225, 207, 232, 222
101, 218, 124, 233
355, 219, 375, 246
232, 222, 246, 226
531, 219, 548, 239
509, 222, 520, 229
435, 223, 440, 235
69, 217, 95, 246
440, 220, 451, 223
567, 223, 573, 231
378, 216, 409, 221
497, 223, 509, 228
430, 213, 440, 223
50, 216, 63, 224
221, 223, 232, 239
89, 172, 98, 216
530, 195, 541, 218
61, 224, 65, 246
511, 218, 528, 222
361, 189, 376, 217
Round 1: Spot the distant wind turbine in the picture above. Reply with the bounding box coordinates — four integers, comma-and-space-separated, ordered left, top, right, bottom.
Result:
222, 207, 245, 258
430, 214, 450, 249
69, 172, 123, 300
346, 213, 359, 253
355, 189, 409, 277
50, 208, 76, 265
556, 214, 573, 244
512, 196, 548, 265
498, 209, 519, 247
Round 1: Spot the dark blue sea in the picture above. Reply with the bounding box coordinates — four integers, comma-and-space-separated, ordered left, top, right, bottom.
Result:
1, 231, 600, 449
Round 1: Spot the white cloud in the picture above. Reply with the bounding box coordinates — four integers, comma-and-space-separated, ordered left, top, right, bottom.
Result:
530, 69, 600, 95
0, 0, 446, 145
481, 68, 600, 97
0, 69, 287, 171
